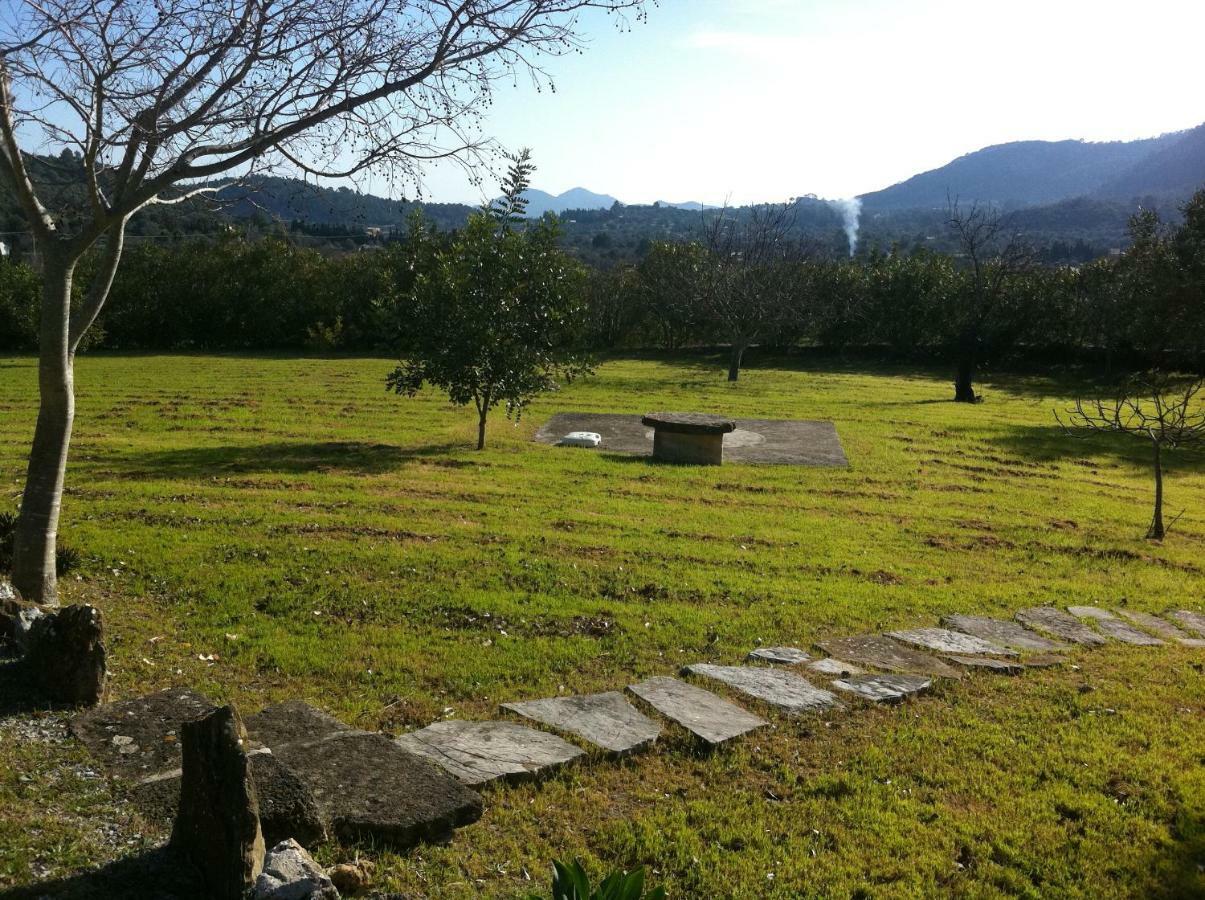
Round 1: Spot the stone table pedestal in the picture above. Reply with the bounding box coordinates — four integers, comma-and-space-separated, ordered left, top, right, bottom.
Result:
641, 412, 736, 465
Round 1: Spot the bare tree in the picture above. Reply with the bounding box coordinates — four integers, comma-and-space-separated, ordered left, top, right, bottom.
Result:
945, 198, 1036, 402
0, 0, 645, 604
698, 202, 810, 381
1057, 373, 1205, 539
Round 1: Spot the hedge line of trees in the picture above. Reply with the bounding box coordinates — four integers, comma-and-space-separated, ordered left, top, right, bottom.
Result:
2, 192, 1202, 388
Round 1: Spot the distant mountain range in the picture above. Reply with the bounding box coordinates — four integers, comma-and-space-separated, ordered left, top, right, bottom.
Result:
518, 187, 618, 216
858, 122, 1205, 210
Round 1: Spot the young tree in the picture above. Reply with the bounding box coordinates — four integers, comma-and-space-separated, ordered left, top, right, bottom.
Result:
0, 0, 645, 603
387, 156, 591, 449
1057, 373, 1205, 539
944, 199, 1036, 402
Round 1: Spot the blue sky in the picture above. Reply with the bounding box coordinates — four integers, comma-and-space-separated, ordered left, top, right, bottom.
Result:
414, 0, 1205, 206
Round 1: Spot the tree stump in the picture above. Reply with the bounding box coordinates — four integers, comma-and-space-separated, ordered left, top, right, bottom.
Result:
171, 705, 265, 899
25, 604, 106, 705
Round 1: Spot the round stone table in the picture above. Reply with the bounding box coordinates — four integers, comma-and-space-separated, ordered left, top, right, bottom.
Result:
640, 412, 737, 465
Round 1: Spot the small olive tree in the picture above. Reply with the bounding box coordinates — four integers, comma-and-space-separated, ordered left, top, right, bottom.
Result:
1057, 373, 1205, 539
387, 152, 592, 449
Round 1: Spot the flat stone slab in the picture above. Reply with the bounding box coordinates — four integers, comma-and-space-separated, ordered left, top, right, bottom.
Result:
395, 720, 584, 786
1015, 607, 1108, 646
747, 646, 811, 664
1168, 610, 1205, 637
808, 658, 865, 676
641, 412, 737, 434
502, 692, 660, 755
831, 674, 931, 703
1118, 610, 1205, 647
943, 655, 1024, 674
1092, 617, 1164, 646
245, 700, 354, 748
888, 627, 1017, 657
533, 413, 848, 466
272, 732, 482, 848
941, 614, 1068, 652
627, 676, 767, 745
815, 634, 963, 679
1066, 605, 1116, 620
682, 664, 843, 714
71, 687, 216, 781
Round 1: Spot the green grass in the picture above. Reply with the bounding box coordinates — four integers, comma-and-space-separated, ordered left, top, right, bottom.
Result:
1, 352, 1203, 898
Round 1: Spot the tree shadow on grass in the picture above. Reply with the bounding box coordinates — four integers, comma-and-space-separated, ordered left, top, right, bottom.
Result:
992, 424, 1205, 473
0, 846, 205, 900
103, 440, 466, 479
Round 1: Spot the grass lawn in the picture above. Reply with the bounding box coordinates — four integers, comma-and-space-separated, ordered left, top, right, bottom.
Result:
1, 352, 1203, 898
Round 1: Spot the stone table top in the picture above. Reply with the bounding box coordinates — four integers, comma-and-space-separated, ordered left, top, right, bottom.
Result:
640, 412, 737, 434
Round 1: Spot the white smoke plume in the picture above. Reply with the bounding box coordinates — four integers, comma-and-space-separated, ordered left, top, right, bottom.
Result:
830, 198, 862, 257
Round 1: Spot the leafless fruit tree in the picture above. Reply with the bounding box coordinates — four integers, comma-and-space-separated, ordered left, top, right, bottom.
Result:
945, 197, 1035, 403
1057, 373, 1205, 539
0, 0, 645, 604
699, 201, 810, 381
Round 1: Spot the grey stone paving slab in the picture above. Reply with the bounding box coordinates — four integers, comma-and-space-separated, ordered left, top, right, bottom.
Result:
395, 720, 584, 786
941, 614, 1068, 652
244, 700, 353, 748
682, 664, 843, 714
1066, 605, 1116, 620
533, 413, 848, 466
502, 692, 661, 755
747, 646, 811, 664
888, 627, 1017, 657
1168, 610, 1205, 637
807, 658, 865, 676
815, 634, 963, 679
943, 655, 1024, 674
627, 676, 767, 745
831, 674, 931, 703
71, 687, 215, 780
1015, 607, 1108, 646
1118, 610, 1205, 647
1093, 617, 1164, 646
272, 732, 483, 848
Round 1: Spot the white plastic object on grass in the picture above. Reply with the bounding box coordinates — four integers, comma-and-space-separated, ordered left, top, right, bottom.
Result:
559, 431, 602, 448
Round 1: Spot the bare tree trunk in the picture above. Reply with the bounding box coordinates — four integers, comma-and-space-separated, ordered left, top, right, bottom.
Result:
12, 255, 75, 605
953, 354, 977, 403
727, 341, 747, 382
1148, 439, 1165, 540
475, 394, 490, 451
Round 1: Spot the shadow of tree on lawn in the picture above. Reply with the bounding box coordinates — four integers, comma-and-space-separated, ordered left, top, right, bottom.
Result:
101, 440, 467, 479
992, 424, 1205, 473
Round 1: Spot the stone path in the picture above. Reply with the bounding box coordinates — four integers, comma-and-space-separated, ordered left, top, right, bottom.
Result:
502, 691, 661, 755
628, 676, 767, 745
395, 720, 584, 786
66, 603, 1199, 861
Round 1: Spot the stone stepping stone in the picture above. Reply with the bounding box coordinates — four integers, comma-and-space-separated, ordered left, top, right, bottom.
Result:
1168, 610, 1205, 638
943, 655, 1024, 674
1066, 605, 1116, 620
628, 676, 767, 745
815, 634, 963, 679
1092, 617, 1164, 646
941, 614, 1068, 652
244, 699, 360, 748
502, 692, 660, 755
747, 646, 811, 664
395, 720, 584, 786
1015, 607, 1107, 646
888, 627, 1017, 657
831, 674, 931, 703
682, 663, 843, 714
1117, 610, 1205, 647
808, 657, 865, 676
272, 731, 483, 848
